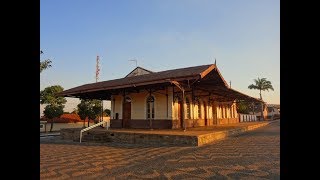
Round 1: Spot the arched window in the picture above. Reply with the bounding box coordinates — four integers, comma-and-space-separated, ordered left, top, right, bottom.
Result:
186, 98, 191, 119
197, 100, 201, 119
146, 96, 154, 119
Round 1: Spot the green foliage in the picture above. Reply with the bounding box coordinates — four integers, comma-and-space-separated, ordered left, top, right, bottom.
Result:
77, 99, 102, 121
40, 50, 52, 73
40, 60, 52, 73
43, 105, 64, 119
40, 85, 67, 105
104, 109, 111, 117
40, 85, 67, 131
236, 102, 251, 114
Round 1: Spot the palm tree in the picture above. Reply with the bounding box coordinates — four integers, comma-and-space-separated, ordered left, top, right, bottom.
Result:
248, 78, 274, 100
248, 78, 274, 120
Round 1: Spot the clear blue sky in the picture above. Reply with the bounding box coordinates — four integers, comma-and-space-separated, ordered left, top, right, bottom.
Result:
40, 0, 280, 114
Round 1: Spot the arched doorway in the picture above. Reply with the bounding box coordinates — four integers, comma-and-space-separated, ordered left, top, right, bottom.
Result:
122, 97, 131, 128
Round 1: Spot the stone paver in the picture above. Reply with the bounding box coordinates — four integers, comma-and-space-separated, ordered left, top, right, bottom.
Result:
40, 120, 280, 179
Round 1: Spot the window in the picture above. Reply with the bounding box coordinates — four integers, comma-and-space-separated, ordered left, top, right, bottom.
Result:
186, 98, 191, 119
197, 100, 201, 119
146, 96, 154, 119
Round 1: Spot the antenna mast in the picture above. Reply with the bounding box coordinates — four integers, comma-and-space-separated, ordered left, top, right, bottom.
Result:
96, 55, 100, 82
129, 59, 138, 67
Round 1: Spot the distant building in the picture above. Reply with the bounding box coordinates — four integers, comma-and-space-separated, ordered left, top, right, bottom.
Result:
266, 104, 280, 119
250, 103, 268, 120
58, 64, 263, 129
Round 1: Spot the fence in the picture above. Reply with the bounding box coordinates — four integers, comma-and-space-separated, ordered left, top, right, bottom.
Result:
239, 113, 257, 122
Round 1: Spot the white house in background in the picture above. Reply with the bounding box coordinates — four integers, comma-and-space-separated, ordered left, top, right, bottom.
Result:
266, 104, 280, 119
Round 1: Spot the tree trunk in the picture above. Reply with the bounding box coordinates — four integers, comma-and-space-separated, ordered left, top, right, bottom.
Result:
259, 89, 262, 100
260, 102, 264, 121
87, 118, 90, 127
259, 89, 264, 121
50, 119, 53, 132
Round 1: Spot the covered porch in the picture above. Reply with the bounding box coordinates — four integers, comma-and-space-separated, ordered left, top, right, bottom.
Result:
57, 64, 263, 130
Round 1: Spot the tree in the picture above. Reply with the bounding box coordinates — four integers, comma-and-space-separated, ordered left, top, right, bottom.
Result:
43, 105, 64, 129
77, 99, 102, 127
40, 50, 52, 73
248, 77, 274, 120
248, 78, 274, 100
40, 85, 67, 131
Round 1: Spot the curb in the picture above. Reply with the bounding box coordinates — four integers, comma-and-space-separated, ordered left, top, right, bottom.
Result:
197, 121, 273, 146
40, 133, 60, 137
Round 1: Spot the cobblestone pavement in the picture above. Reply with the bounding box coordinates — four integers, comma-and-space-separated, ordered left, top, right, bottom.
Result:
40, 121, 280, 179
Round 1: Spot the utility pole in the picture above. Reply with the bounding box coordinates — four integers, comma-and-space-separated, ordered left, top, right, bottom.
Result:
229, 81, 231, 88
95, 55, 103, 125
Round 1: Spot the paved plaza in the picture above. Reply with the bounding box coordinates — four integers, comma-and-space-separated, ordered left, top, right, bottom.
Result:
40, 120, 280, 179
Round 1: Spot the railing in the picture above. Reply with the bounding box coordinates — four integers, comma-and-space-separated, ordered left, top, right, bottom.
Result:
80, 120, 107, 143
239, 113, 257, 122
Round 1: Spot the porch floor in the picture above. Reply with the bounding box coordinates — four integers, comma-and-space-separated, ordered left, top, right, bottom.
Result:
65, 121, 273, 146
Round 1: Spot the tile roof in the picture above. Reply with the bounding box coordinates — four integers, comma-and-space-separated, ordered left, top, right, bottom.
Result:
59, 64, 212, 95
58, 63, 262, 103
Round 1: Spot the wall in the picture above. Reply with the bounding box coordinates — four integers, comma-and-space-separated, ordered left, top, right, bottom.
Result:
110, 88, 240, 129
112, 95, 123, 119
110, 88, 173, 129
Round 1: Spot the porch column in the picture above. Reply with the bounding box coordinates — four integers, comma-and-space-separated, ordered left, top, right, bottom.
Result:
182, 90, 186, 131
149, 89, 153, 130
170, 80, 186, 131
231, 105, 234, 118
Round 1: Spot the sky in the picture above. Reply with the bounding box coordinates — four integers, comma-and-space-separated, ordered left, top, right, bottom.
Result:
40, 0, 280, 116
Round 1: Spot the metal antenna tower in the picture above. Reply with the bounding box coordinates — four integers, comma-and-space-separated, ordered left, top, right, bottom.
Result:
96, 55, 100, 82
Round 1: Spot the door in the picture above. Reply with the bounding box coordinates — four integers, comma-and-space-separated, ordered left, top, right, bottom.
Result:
122, 98, 131, 128
204, 102, 208, 126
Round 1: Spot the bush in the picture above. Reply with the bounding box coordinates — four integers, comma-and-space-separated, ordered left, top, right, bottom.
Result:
40, 113, 96, 123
